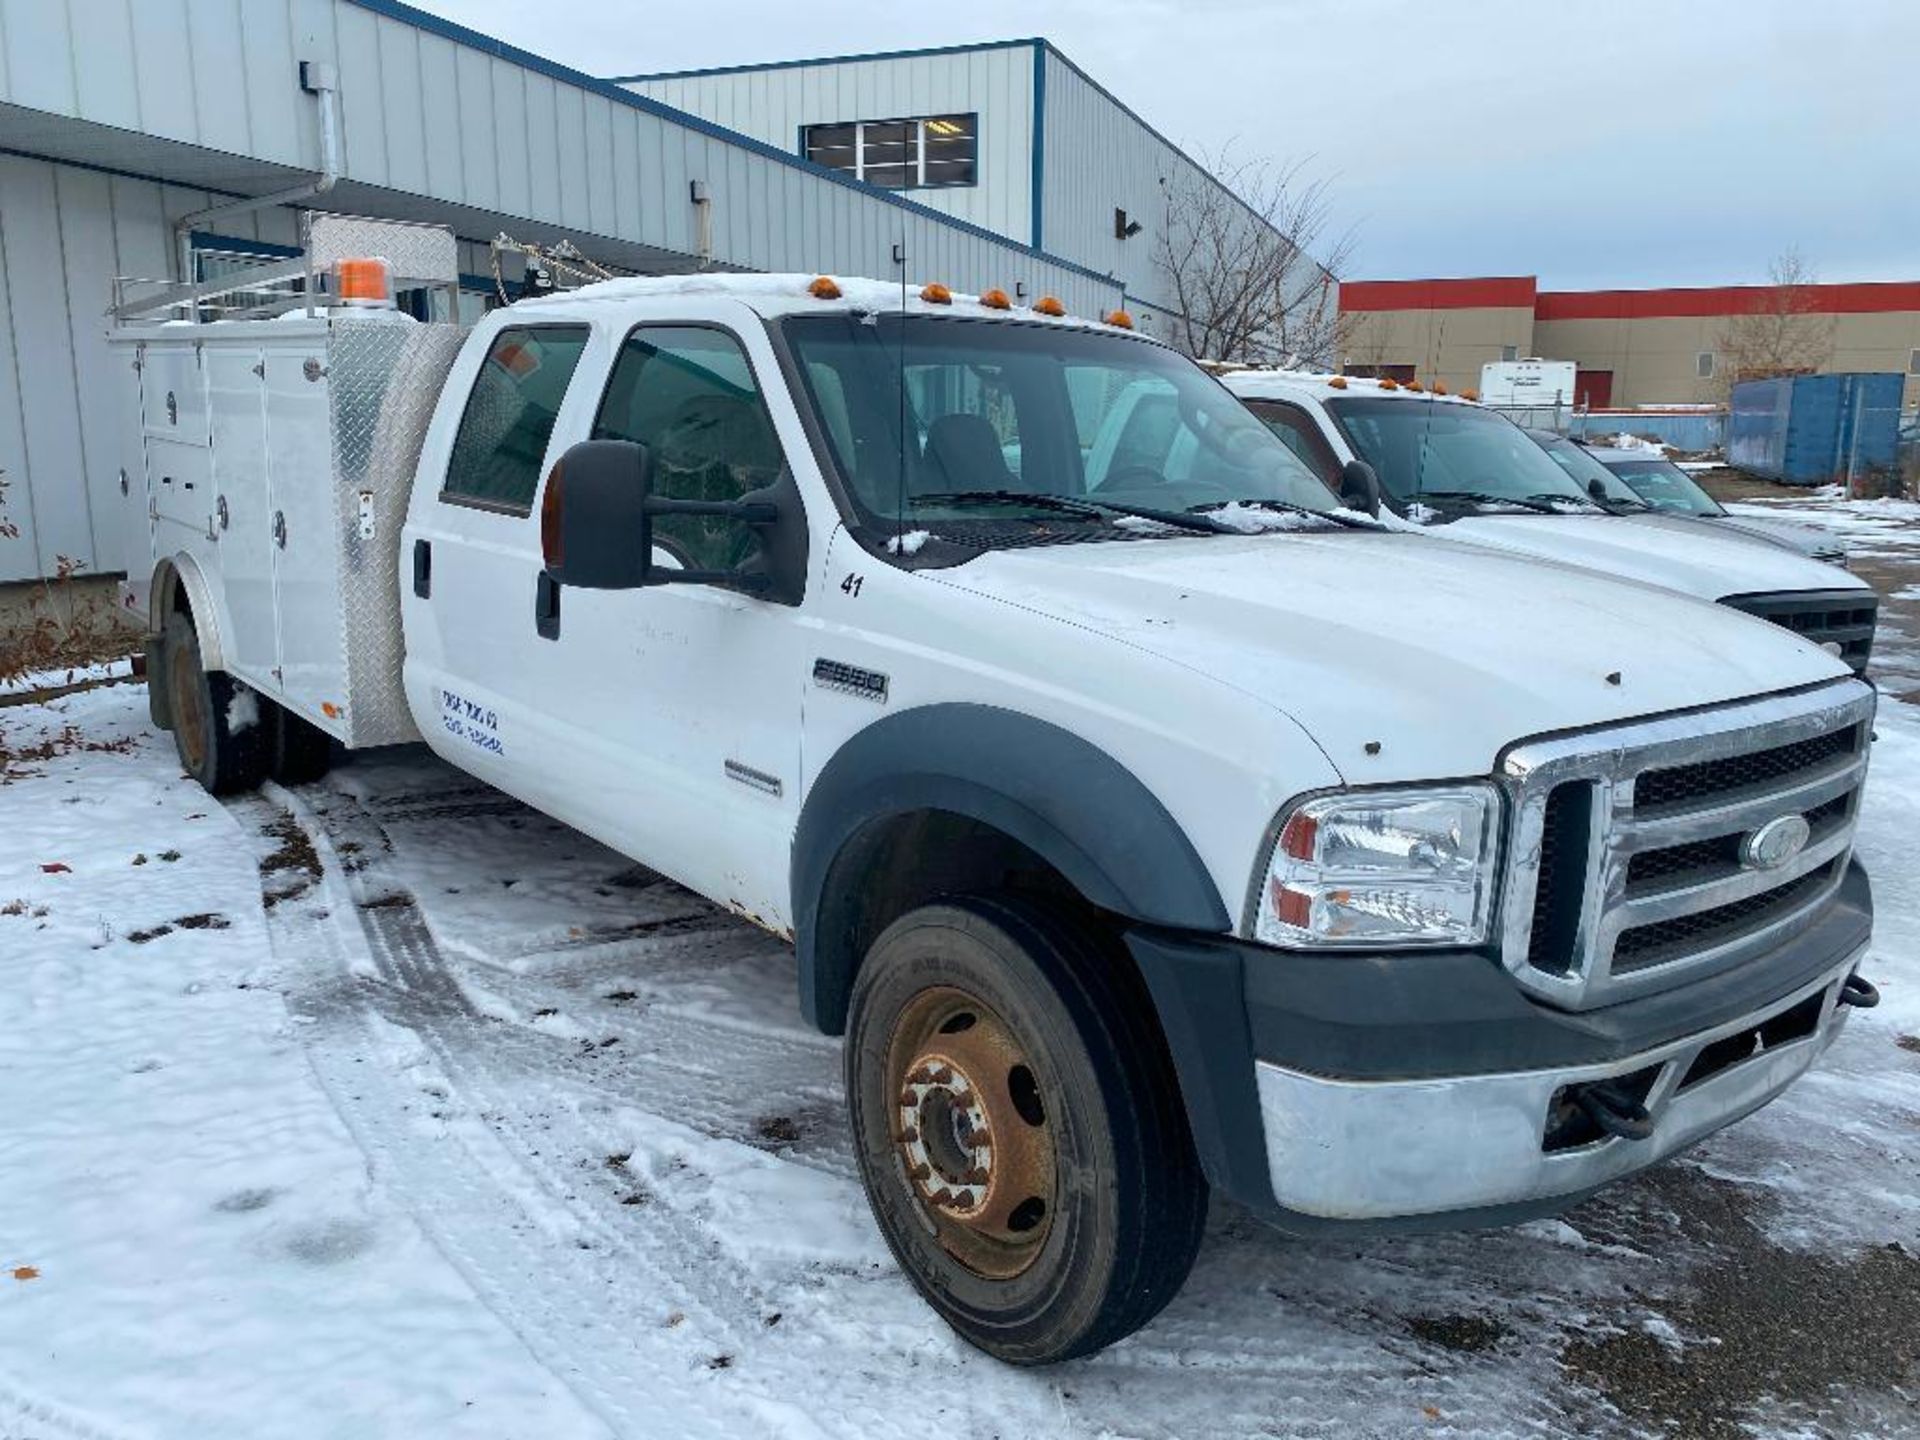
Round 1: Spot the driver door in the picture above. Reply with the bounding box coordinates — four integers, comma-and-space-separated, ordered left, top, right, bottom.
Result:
512, 323, 809, 926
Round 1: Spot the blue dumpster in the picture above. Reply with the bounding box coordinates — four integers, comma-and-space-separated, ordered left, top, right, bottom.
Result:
1730, 373, 1904, 487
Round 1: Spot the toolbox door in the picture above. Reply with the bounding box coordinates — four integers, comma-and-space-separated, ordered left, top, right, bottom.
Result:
263, 342, 346, 726
205, 346, 281, 685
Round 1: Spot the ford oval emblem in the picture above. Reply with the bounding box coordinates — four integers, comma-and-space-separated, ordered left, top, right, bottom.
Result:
1742, 814, 1811, 871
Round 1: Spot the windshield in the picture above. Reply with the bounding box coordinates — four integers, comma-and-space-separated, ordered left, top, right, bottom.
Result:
1601, 457, 1722, 515
1325, 397, 1597, 509
781, 314, 1340, 535
1535, 435, 1644, 504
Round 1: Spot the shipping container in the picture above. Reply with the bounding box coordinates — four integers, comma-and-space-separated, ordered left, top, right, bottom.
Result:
1728, 373, 1904, 488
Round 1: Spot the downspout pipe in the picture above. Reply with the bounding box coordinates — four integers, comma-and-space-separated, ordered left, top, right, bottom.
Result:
174, 61, 341, 282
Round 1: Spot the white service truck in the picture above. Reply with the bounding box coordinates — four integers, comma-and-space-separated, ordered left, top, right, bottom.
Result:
1221, 370, 1880, 674
114, 219, 1880, 1363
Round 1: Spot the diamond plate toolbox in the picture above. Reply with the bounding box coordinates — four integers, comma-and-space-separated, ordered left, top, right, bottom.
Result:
327, 320, 467, 747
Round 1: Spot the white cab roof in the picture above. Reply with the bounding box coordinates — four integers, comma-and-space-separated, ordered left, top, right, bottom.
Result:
1221, 369, 1482, 406
517, 272, 1138, 335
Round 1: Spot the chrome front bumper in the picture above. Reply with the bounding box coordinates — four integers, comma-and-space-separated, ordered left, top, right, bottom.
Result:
1253, 943, 1867, 1222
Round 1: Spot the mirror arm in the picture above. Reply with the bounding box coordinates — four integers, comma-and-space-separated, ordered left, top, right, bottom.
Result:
645, 567, 773, 593
643, 497, 780, 524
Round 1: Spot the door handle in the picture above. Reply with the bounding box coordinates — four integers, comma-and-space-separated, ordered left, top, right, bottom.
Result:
535, 571, 561, 641
412, 539, 432, 598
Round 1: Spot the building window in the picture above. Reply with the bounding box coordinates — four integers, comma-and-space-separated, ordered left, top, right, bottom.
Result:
1500, 345, 1519, 362
1910, 348, 1920, 375
802, 114, 977, 190
1697, 351, 1716, 379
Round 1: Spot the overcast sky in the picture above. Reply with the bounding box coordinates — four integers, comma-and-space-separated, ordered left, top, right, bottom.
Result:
423, 0, 1914, 291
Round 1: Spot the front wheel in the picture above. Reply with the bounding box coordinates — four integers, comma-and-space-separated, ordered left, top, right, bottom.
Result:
846, 896, 1207, 1364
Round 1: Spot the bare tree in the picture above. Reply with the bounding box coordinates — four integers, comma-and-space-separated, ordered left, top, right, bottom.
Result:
1716, 247, 1836, 393
1342, 311, 1403, 379
1154, 148, 1353, 369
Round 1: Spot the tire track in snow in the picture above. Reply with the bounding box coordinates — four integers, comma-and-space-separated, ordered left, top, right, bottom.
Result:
249, 785, 939, 1440
231, 791, 766, 1440
0, 1381, 133, 1440
293, 780, 855, 1173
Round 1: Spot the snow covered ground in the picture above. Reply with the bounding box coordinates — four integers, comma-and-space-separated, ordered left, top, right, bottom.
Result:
3, 521, 1918, 1438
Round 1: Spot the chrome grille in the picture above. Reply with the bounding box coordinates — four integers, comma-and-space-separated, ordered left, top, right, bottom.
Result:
1722, 590, 1877, 674
1499, 680, 1874, 1010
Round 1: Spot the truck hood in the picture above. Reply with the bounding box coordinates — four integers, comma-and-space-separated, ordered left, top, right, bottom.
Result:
1433, 513, 1868, 602
1702, 512, 1847, 562
932, 532, 1851, 783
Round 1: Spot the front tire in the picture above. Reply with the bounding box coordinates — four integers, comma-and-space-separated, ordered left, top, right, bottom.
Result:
162, 612, 266, 796
846, 896, 1207, 1364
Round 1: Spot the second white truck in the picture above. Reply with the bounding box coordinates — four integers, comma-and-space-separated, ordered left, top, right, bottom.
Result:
115, 219, 1880, 1364
1221, 370, 1880, 674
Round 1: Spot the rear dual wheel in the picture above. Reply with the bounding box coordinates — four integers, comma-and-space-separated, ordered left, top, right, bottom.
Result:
847, 896, 1208, 1364
164, 613, 266, 795
161, 612, 332, 794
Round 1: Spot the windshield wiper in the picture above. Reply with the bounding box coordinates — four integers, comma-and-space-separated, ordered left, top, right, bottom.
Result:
1416, 490, 1569, 516
1189, 497, 1377, 531
1590, 493, 1652, 514
912, 489, 1233, 535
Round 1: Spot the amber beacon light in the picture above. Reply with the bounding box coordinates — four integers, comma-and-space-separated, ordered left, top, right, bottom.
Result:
332, 256, 394, 308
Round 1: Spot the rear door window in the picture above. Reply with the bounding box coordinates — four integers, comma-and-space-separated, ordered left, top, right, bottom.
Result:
443, 326, 590, 512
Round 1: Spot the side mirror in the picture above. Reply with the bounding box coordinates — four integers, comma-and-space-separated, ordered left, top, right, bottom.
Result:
542, 440, 652, 590
1338, 458, 1382, 517
542, 439, 779, 594
1587, 477, 1609, 502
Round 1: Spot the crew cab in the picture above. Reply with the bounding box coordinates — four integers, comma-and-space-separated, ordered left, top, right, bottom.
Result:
1221, 371, 1879, 674
113, 219, 1880, 1365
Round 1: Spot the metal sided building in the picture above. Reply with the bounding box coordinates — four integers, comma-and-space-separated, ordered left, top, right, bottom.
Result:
617, 40, 1333, 343
0, 3, 1142, 586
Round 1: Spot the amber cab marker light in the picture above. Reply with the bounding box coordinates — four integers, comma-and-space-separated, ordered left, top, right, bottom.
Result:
1033, 295, 1067, 317
920, 283, 953, 305
1405, 380, 1424, 393
1327, 375, 1349, 389
1432, 381, 1448, 395
1378, 377, 1400, 391
1104, 309, 1134, 329
980, 288, 1013, 310
1461, 388, 1480, 402
807, 276, 842, 300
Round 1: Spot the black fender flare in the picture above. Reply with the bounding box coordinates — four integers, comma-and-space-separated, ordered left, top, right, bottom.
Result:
792, 703, 1231, 1033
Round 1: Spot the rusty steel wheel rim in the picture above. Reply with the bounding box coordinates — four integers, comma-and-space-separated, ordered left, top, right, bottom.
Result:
170, 644, 209, 775
884, 984, 1057, 1280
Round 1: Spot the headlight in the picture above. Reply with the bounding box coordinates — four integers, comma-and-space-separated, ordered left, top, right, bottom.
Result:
1253, 785, 1501, 948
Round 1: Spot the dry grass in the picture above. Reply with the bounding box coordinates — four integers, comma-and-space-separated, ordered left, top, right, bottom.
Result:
0, 560, 141, 694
